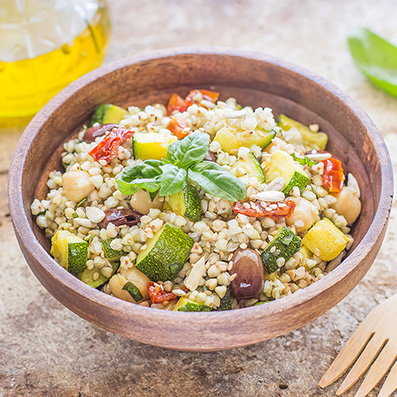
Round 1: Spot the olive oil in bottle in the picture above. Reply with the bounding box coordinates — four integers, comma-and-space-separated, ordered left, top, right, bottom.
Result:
0, 0, 110, 117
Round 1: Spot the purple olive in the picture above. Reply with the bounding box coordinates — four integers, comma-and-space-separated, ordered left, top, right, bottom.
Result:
204, 151, 216, 162
230, 249, 264, 299
84, 124, 118, 142
98, 208, 142, 229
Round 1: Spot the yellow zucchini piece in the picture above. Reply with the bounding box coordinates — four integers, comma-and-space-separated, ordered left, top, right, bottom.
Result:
90, 104, 129, 126
265, 150, 309, 195
278, 114, 328, 151
214, 126, 275, 154
51, 230, 87, 273
133, 132, 177, 160
302, 218, 349, 261
173, 297, 211, 312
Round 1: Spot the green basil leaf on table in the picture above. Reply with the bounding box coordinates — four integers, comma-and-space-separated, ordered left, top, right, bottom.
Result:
159, 164, 187, 196
117, 160, 163, 195
347, 27, 397, 97
188, 161, 246, 201
167, 131, 210, 169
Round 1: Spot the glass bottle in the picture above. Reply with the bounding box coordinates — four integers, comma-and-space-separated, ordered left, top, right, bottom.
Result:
0, 0, 110, 118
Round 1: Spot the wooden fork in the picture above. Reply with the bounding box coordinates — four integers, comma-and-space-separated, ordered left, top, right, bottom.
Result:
319, 294, 397, 397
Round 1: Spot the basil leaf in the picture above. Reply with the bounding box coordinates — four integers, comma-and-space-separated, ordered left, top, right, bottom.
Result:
117, 160, 163, 195
347, 27, 397, 97
292, 153, 315, 167
188, 161, 246, 201
167, 131, 210, 169
159, 164, 187, 196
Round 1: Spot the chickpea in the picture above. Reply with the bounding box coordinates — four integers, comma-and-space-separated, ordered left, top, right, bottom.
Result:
129, 189, 163, 215
62, 170, 94, 202
331, 186, 361, 225
286, 197, 317, 232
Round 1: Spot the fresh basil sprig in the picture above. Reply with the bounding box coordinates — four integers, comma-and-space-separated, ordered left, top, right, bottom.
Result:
188, 162, 246, 202
117, 131, 246, 201
348, 27, 397, 97
117, 160, 163, 196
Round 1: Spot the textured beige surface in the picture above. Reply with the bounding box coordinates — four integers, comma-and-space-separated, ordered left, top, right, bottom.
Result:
1, 1, 397, 396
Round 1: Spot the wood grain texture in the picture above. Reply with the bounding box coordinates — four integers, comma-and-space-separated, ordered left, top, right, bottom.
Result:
7, 49, 393, 351
319, 294, 397, 397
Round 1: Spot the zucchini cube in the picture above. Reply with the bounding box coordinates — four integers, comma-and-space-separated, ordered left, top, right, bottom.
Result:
302, 218, 349, 261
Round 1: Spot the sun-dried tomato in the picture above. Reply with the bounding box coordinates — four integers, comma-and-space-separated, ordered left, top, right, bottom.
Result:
233, 200, 296, 219
322, 157, 345, 193
147, 282, 177, 304
83, 123, 118, 142
88, 128, 134, 163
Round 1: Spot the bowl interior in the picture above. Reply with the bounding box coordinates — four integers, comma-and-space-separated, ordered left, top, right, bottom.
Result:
11, 50, 391, 351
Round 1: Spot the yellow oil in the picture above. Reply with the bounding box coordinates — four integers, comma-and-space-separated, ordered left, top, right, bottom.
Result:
0, 1, 110, 118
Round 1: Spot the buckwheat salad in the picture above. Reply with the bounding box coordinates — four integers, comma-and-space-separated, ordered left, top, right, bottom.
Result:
31, 89, 361, 312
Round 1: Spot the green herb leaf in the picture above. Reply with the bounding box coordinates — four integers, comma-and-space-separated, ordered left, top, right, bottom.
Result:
76, 197, 87, 208
159, 164, 187, 196
117, 160, 163, 195
291, 153, 315, 167
347, 27, 397, 97
167, 131, 210, 169
188, 161, 246, 201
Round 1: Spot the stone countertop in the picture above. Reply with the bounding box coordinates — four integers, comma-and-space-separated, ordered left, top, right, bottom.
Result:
1, 1, 397, 396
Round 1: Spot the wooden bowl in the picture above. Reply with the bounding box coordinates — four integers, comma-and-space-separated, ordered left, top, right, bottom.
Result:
8, 49, 393, 351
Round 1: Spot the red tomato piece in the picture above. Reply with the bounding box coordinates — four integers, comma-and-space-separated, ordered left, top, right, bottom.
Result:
233, 200, 296, 219
185, 89, 219, 104
167, 93, 190, 114
322, 157, 345, 193
147, 282, 177, 304
88, 128, 134, 163
167, 90, 219, 115
167, 114, 190, 139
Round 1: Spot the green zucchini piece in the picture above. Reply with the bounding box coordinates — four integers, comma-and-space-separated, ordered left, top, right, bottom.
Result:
261, 226, 301, 273
231, 152, 265, 183
90, 104, 129, 126
122, 281, 143, 302
77, 261, 119, 289
278, 114, 328, 151
173, 297, 212, 312
265, 150, 310, 195
168, 185, 202, 222
136, 222, 194, 281
215, 286, 232, 311
102, 238, 126, 262
51, 230, 88, 274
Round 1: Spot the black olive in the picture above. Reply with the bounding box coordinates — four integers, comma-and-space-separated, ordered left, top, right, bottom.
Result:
204, 151, 216, 162
84, 124, 118, 142
98, 208, 142, 229
230, 248, 264, 299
